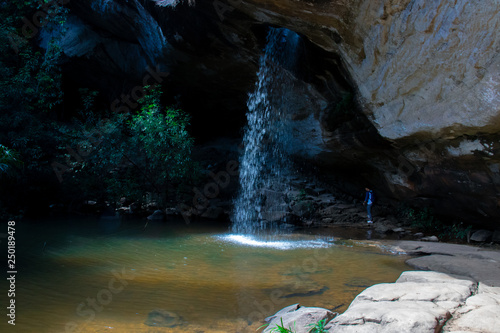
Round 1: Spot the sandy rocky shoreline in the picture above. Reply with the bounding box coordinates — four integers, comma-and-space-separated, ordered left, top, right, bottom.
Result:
264, 241, 500, 333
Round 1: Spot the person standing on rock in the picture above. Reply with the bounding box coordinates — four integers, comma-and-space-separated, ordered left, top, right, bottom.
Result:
363, 187, 374, 224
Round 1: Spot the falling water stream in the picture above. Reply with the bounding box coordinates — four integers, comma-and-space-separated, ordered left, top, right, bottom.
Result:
233, 28, 301, 235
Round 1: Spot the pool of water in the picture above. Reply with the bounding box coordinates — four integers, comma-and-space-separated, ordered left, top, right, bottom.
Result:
1, 218, 410, 332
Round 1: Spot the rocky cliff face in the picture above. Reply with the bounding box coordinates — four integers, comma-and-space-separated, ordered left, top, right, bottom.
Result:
57, 0, 500, 223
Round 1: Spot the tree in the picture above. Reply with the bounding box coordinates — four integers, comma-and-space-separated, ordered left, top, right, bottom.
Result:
66, 87, 197, 208
0, 145, 22, 175
0, 1, 67, 113
0, 1, 68, 219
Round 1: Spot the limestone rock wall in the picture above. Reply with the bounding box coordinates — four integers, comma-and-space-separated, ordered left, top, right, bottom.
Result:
236, 0, 500, 140
223, 0, 500, 222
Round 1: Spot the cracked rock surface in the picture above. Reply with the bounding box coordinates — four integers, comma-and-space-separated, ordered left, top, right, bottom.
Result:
326, 271, 478, 333
267, 271, 500, 333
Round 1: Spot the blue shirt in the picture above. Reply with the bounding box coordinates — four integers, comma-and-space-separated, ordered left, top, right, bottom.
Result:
365, 190, 373, 205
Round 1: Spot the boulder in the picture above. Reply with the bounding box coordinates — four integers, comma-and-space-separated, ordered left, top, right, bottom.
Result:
315, 194, 336, 206
318, 205, 339, 217
421, 236, 439, 242
164, 207, 177, 215
263, 305, 336, 333
470, 229, 493, 242
147, 210, 165, 220
265, 303, 300, 322
327, 271, 475, 333
144, 309, 183, 327
290, 200, 316, 218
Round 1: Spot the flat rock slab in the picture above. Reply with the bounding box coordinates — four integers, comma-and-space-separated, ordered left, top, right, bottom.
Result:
326, 271, 474, 333
323, 271, 500, 333
390, 241, 500, 287
407, 255, 500, 287
269, 272, 500, 333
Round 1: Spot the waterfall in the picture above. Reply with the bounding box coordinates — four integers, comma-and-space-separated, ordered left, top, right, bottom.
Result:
232, 28, 301, 234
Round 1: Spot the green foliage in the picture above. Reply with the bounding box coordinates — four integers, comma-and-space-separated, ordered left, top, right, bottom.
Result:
405, 207, 436, 230
308, 319, 328, 333
79, 89, 99, 114
65, 87, 197, 207
439, 223, 472, 241
270, 319, 296, 333
0, 1, 68, 218
0, 144, 22, 174
0, 0, 67, 113
399, 206, 472, 242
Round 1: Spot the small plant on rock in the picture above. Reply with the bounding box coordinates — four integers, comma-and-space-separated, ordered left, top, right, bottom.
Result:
271, 319, 296, 333
308, 319, 328, 333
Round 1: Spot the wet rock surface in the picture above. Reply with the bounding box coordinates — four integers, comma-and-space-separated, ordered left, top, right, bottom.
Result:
144, 309, 183, 328
392, 241, 500, 287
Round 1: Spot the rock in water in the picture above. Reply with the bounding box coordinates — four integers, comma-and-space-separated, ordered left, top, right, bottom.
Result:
144, 309, 182, 327
147, 210, 165, 220
264, 305, 336, 333
470, 230, 493, 242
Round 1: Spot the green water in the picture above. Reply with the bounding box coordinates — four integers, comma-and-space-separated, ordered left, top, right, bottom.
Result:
0, 218, 410, 332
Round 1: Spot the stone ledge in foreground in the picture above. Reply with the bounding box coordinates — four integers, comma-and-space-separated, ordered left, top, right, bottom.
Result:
264, 271, 500, 333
